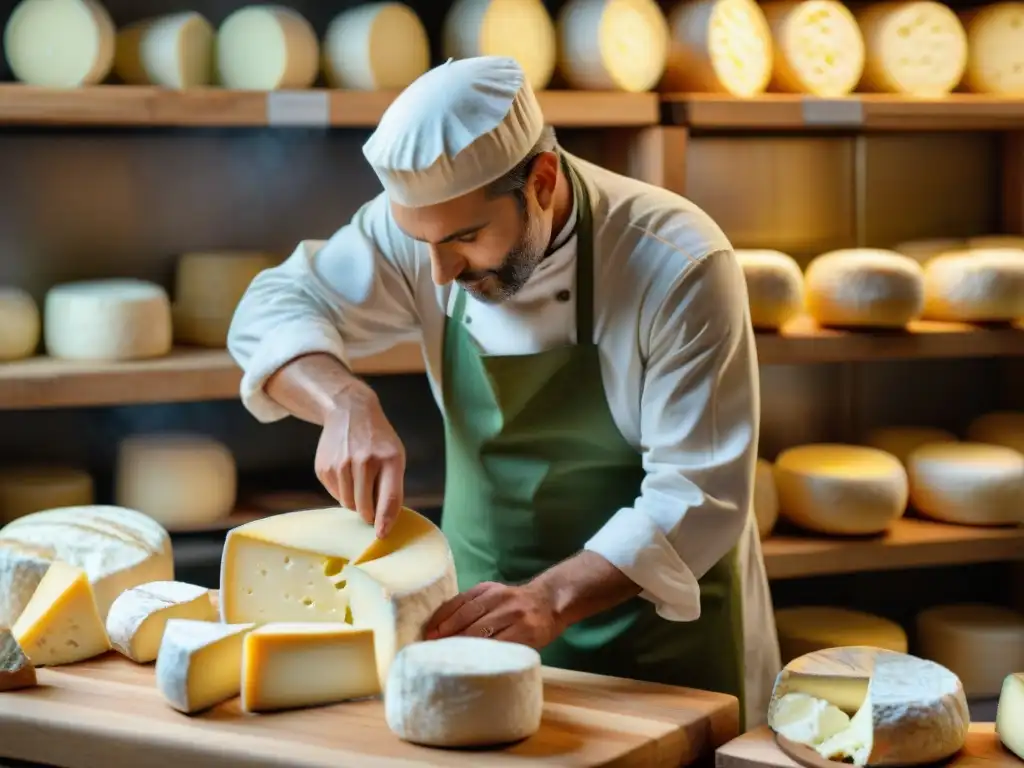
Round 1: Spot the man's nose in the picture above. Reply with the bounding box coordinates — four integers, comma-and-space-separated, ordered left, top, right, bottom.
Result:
429, 246, 463, 286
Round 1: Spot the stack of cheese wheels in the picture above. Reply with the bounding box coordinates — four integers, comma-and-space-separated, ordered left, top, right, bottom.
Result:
959, 3, 1024, 96
557, 0, 669, 92
3, 0, 115, 87
0, 467, 94, 524
999, 673, 1024, 760
324, 3, 430, 90
216, 5, 319, 90
735, 250, 804, 330
774, 607, 908, 663
0, 288, 40, 361
892, 238, 965, 265
922, 249, 1024, 322
967, 411, 1024, 455
967, 234, 1024, 250
855, 1, 968, 97
444, 0, 557, 91
761, 0, 865, 97
754, 458, 779, 538
113, 11, 215, 89
661, 0, 772, 96
773, 444, 909, 535
862, 426, 957, 466
804, 249, 925, 329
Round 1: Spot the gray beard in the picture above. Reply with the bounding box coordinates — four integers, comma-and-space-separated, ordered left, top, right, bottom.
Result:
458, 213, 546, 304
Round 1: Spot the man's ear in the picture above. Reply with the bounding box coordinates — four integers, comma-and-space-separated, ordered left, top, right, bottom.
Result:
529, 151, 560, 211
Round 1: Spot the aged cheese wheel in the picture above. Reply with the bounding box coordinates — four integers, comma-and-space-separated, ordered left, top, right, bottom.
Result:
324, 4, 429, 91
804, 249, 925, 328
754, 458, 779, 538
967, 411, 1024, 455
863, 426, 957, 466
216, 5, 319, 90
735, 250, 804, 330
775, 607, 908, 663
0, 467, 94, 524
0, 288, 40, 361
959, 3, 1024, 96
998, 673, 1024, 760
922, 249, 1024, 322
893, 238, 965, 265
967, 235, 1024, 251
114, 11, 214, 88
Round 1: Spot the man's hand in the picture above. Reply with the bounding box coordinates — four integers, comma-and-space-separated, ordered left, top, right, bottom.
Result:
424, 581, 563, 649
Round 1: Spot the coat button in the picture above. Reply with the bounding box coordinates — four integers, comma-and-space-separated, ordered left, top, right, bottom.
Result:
556, 289, 571, 302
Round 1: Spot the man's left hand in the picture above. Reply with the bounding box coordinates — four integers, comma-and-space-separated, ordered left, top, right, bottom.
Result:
424, 581, 562, 649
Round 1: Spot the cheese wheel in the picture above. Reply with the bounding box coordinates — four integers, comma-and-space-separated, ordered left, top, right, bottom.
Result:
775, 607, 908, 663
113, 11, 214, 89
44, 279, 172, 362
324, 3, 429, 91
998, 673, 1024, 760
661, 0, 773, 96
967, 412, 1024, 456
922, 249, 1024, 322
444, 0, 556, 92
855, 2, 967, 97
863, 426, 957, 466
3, 0, 115, 87
115, 434, 236, 528
558, 0, 670, 92
0, 287, 40, 361
754, 458, 779, 538
774, 444, 909, 535
735, 250, 804, 330
916, 604, 1024, 698
761, 0, 865, 97
216, 5, 319, 90
892, 238, 965, 265
967, 235, 1024, 251
804, 249, 925, 329
907, 442, 1024, 526
959, 3, 1024, 96
0, 467, 94, 524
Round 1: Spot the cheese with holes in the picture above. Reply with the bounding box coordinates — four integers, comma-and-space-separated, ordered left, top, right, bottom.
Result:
893, 238, 965, 265
997, 673, 1024, 760
761, 0, 864, 97
44, 279, 172, 362
241, 622, 380, 712
775, 607, 908, 664
923, 249, 1024, 322
106, 581, 216, 663
156, 619, 254, 714
774, 444, 908, 535
324, 3, 428, 90
754, 459, 779, 538
216, 5, 318, 90
967, 234, 1024, 251
863, 426, 957, 466
0, 466, 94, 524
959, 3, 1024, 96
805, 249, 925, 328
916, 604, 1024, 698
115, 434, 236, 528
114, 11, 214, 88
661, 0, 773, 96
736, 250, 804, 330
444, 0, 556, 91
3, 0, 115, 87
0, 628, 35, 691
768, 647, 969, 766
13, 561, 110, 666
0, 287, 40, 361
907, 443, 1023, 526
557, 0, 669, 92
386, 637, 543, 747
855, 2, 967, 97
967, 411, 1024, 455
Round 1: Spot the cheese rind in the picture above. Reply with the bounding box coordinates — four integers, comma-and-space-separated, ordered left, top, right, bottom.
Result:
106, 581, 216, 663
0, 287, 40, 361
0, 628, 36, 691
156, 619, 254, 714
922, 249, 1024, 322
863, 426, 957, 466
754, 458, 779, 538
804, 249, 925, 328
959, 3, 1024, 96
966, 411, 1024, 456
216, 5, 319, 90
996, 673, 1024, 760
114, 11, 214, 88
775, 607, 908, 664
735, 250, 804, 330
325, 3, 429, 91
0, 466, 94, 524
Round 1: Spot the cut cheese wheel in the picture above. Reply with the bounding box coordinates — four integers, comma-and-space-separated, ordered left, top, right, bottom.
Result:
113, 11, 214, 89
324, 3, 429, 91
967, 234, 1024, 250
997, 673, 1024, 760
0, 628, 35, 691
444, 0, 556, 91
106, 581, 216, 663
0, 466, 94, 524
385, 637, 543, 747
156, 619, 254, 714
855, 2, 967, 97
804, 249, 925, 328
967, 411, 1024, 455
774, 444, 909, 535
761, 0, 865, 97
241, 622, 380, 712
0, 287, 40, 361
768, 647, 969, 765
558, 0, 670, 92
959, 3, 1024, 96
115, 434, 236, 529
661, 0, 773, 96
922, 249, 1024, 322
775, 607, 908, 664
893, 238, 965, 265
216, 5, 319, 90
754, 459, 779, 538
907, 442, 1024, 526
3, 0, 115, 87
862, 426, 957, 466
44, 279, 172, 362
735, 250, 804, 330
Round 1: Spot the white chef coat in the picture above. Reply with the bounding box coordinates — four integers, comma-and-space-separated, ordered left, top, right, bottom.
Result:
227, 153, 781, 728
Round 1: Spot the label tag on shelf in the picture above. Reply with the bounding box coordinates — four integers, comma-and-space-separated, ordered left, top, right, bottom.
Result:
266, 91, 330, 127
801, 97, 864, 127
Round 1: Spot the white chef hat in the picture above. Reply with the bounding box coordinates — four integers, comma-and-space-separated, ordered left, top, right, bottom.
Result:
362, 56, 545, 208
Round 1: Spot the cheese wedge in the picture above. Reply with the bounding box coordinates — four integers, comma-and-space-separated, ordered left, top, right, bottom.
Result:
0, 628, 36, 691
959, 3, 1024, 96
805, 249, 925, 328
862, 426, 957, 466
106, 581, 216, 663
997, 672, 1024, 760
923, 249, 1024, 322
0, 287, 40, 361
967, 411, 1024, 456
114, 11, 214, 88
775, 607, 908, 664
216, 5, 319, 90
735, 250, 804, 330
156, 619, 255, 714
0, 466, 94, 524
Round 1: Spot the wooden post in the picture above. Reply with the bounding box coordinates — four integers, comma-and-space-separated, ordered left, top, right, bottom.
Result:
1002, 132, 1024, 234
601, 126, 689, 195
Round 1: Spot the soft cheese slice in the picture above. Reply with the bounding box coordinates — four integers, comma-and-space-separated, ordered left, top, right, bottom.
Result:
114, 11, 214, 89
967, 411, 1024, 455
997, 673, 1024, 760
735, 250, 804, 331
13, 561, 111, 666
0, 466, 94, 524
241, 622, 380, 712
959, 3, 1024, 96
216, 5, 319, 90
893, 238, 965, 265
0, 628, 36, 691
324, 3, 429, 91
804, 249, 925, 328
863, 426, 957, 466
106, 581, 216, 663
156, 619, 254, 714
754, 458, 779, 538
775, 607, 908, 663
385, 637, 543, 747
0, 287, 40, 361
923, 249, 1024, 322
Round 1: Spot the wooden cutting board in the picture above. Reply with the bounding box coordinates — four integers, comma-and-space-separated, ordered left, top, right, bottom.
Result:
0, 653, 739, 768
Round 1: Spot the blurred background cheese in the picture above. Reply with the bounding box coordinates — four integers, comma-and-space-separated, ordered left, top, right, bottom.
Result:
967, 234, 1024, 250
862, 426, 957, 466
922, 249, 1024, 322
959, 2, 1024, 96
735, 249, 804, 330
0, 466, 94, 524
893, 238, 965, 265
324, 3, 430, 90
754, 458, 779, 538
967, 411, 1024, 455
775, 606, 908, 663
0, 288, 40, 361
216, 5, 319, 90
114, 11, 214, 89
998, 674, 1024, 759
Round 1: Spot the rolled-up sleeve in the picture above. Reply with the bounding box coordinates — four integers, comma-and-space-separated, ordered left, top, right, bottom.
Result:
227, 193, 422, 423
585, 249, 759, 621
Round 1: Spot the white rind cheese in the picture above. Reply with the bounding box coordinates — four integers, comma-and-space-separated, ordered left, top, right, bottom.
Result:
862, 426, 957, 466
385, 637, 543, 747
216, 5, 319, 90
893, 238, 965, 265
114, 11, 214, 89
967, 411, 1024, 455
804, 249, 925, 328
775, 607, 908, 664
0, 287, 40, 361
735, 250, 804, 330
754, 458, 779, 538
156, 619, 254, 714
106, 581, 216, 663
922, 249, 1024, 322
324, 3, 429, 91
0, 541, 52, 629
959, 3, 1024, 96
997, 673, 1024, 760
0, 628, 36, 691
0, 466, 94, 524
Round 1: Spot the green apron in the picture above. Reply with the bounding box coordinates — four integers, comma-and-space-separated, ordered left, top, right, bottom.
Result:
440, 157, 747, 717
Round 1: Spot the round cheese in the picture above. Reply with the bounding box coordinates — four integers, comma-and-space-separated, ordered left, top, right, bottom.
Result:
774, 444, 909, 535
115, 434, 236, 529
967, 235, 1024, 251
44, 279, 172, 362
0, 467, 94, 524
558, 0, 670, 92
863, 426, 957, 466
385, 637, 543, 747
324, 3, 429, 91
893, 238, 965, 265
761, 0, 865, 97
922, 249, 1024, 322
736, 250, 804, 330
444, 0, 557, 91
916, 604, 1024, 698
3, 0, 115, 87
114, 11, 214, 89
661, 0, 773, 97
775, 607, 908, 663
754, 458, 780, 538
959, 3, 1024, 96
967, 411, 1024, 456
804, 249, 925, 329
216, 5, 319, 90
908, 443, 1023, 526
0, 287, 40, 361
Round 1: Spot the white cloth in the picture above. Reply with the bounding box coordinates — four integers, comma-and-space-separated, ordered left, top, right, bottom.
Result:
227, 153, 781, 728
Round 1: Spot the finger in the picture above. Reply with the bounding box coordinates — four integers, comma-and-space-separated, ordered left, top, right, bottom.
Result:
336, 461, 356, 511
316, 464, 338, 501
374, 460, 404, 538
352, 458, 378, 526
425, 582, 497, 637
462, 612, 517, 641
431, 586, 508, 639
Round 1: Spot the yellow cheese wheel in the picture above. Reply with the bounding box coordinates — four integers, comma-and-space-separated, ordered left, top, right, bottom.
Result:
959, 3, 1024, 96
735, 250, 804, 331
775, 606, 908, 664
967, 412, 1024, 456
0, 467, 94, 524
0, 288, 40, 361
324, 3, 430, 91
892, 238, 965, 265
922, 249, 1024, 322
863, 426, 957, 466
